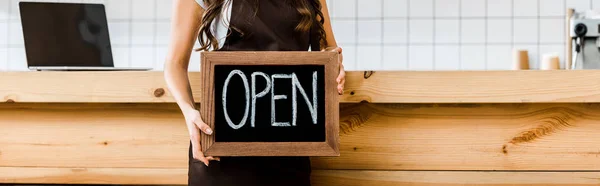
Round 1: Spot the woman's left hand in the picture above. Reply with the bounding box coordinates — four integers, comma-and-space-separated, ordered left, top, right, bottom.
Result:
323, 47, 345, 95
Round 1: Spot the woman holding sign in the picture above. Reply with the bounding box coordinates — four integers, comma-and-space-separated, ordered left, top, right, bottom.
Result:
164, 0, 344, 185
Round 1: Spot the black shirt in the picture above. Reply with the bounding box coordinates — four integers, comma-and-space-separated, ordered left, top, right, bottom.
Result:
189, 0, 315, 185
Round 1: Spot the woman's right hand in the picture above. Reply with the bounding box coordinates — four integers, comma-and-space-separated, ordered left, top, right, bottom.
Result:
184, 108, 219, 166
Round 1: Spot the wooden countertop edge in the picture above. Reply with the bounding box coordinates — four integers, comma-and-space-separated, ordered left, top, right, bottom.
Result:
2, 70, 600, 103
4, 167, 600, 185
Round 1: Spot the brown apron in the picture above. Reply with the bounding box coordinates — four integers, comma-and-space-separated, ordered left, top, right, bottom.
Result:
189, 0, 319, 185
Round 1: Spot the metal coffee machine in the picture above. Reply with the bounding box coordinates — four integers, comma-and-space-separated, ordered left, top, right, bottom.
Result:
570, 11, 600, 69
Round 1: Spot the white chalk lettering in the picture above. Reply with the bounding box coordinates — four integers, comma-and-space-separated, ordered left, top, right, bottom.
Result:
292, 71, 318, 125
222, 70, 320, 129
251, 72, 271, 128
222, 70, 250, 130
271, 74, 293, 127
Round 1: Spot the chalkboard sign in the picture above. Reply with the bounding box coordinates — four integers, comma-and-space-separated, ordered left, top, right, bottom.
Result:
200, 52, 340, 157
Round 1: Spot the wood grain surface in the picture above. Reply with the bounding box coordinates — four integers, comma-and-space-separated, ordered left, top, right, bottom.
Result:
6, 69, 600, 185
4, 168, 600, 186
0, 71, 197, 103
0, 103, 189, 168
4, 70, 600, 103
312, 103, 600, 170
311, 170, 600, 186
341, 70, 600, 103
4, 103, 600, 171
6, 167, 600, 185
0, 167, 186, 185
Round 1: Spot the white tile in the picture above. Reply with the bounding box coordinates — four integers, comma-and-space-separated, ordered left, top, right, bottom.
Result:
333, 0, 356, 18
332, 20, 356, 44
112, 47, 129, 67
409, 0, 434, 18
131, 22, 155, 45
461, 19, 485, 44
357, 20, 382, 44
594, 0, 600, 13
540, 0, 565, 16
8, 21, 23, 46
460, 45, 486, 70
357, 46, 382, 70
461, 0, 486, 17
9, 0, 20, 20
486, 45, 512, 70
383, 19, 407, 44
132, 0, 155, 19
487, 19, 512, 44
434, 45, 460, 70
106, 0, 131, 19
155, 47, 167, 71
514, 0, 538, 17
409, 19, 434, 43
156, 0, 172, 19
7, 47, 27, 71
61, 0, 83, 3
513, 44, 539, 69
408, 45, 434, 70
0, 22, 6, 46
566, 0, 591, 11
327, 0, 333, 14
435, 19, 459, 44
358, 0, 382, 18
87, 0, 107, 3
156, 22, 171, 45
0, 0, 9, 19
131, 47, 154, 68
0, 48, 7, 71
189, 50, 201, 72
539, 18, 564, 44
384, 0, 408, 17
341, 46, 356, 70
513, 18, 538, 44
383, 46, 408, 70
28, 0, 54, 3
435, 0, 459, 17
487, 0, 512, 17
108, 22, 130, 46
539, 45, 565, 69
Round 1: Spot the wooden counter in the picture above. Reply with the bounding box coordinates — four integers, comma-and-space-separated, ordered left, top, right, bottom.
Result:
3, 71, 600, 185
4, 70, 600, 103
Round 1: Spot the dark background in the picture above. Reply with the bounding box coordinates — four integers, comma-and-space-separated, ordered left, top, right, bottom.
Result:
213, 65, 326, 142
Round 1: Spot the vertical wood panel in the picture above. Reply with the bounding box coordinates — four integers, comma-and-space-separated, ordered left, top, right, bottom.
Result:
313, 103, 600, 170
0, 104, 189, 168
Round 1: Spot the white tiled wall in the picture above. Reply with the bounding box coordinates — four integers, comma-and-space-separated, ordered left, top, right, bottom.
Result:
0, 0, 581, 71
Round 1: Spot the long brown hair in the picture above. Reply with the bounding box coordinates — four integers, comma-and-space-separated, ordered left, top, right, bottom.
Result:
196, 0, 327, 51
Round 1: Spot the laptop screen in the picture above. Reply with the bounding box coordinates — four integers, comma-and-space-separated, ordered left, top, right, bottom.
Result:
19, 2, 114, 67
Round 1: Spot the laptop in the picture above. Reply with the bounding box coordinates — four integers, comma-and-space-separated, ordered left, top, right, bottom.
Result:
19, 2, 152, 71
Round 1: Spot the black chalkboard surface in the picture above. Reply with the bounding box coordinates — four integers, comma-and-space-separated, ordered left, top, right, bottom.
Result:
214, 65, 326, 142
200, 52, 340, 157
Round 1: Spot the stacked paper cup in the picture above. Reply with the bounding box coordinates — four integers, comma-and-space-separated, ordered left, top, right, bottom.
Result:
513, 48, 561, 70
540, 54, 560, 70
512, 49, 530, 70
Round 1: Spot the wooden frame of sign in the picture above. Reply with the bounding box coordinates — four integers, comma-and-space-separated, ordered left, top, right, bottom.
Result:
200, 52, 340, 157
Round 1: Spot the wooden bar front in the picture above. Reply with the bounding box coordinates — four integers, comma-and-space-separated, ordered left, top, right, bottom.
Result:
3, 71, 600, 185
